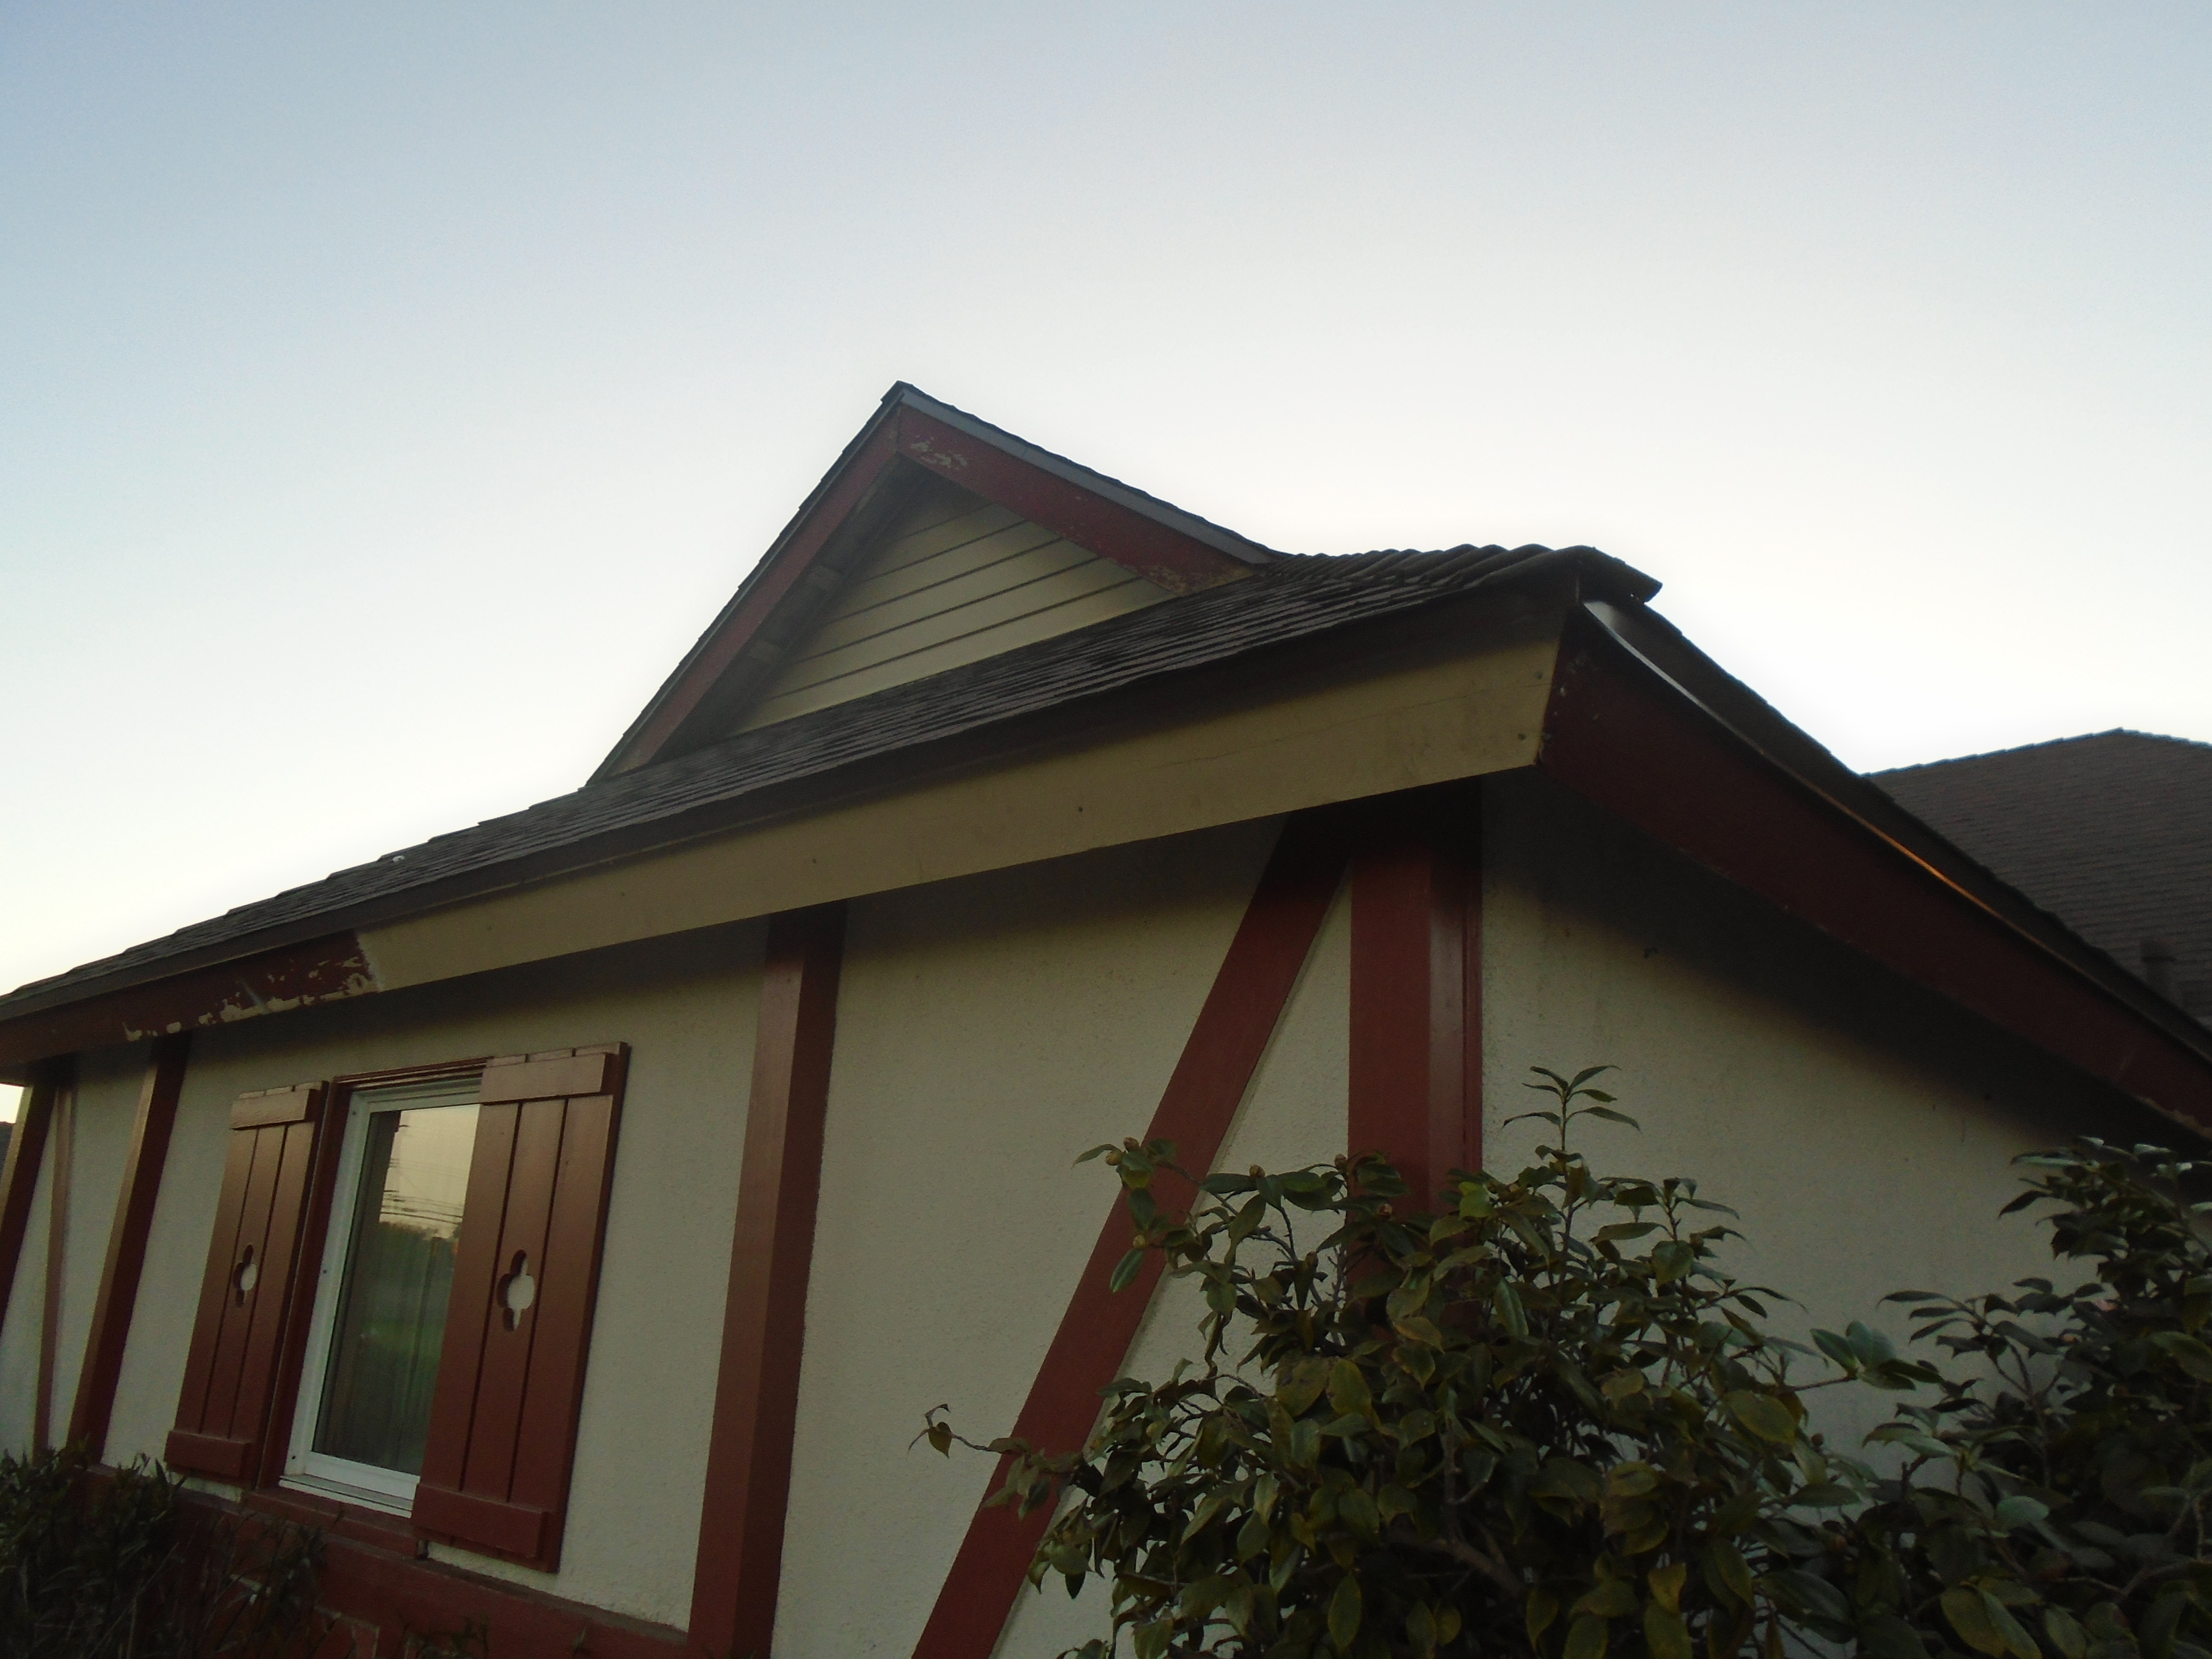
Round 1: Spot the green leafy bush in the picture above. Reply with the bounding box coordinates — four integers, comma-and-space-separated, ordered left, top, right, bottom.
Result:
1838, 1141, 2212, 1659
931, 1067, 1910, 1658
0, 1445, 336, 1659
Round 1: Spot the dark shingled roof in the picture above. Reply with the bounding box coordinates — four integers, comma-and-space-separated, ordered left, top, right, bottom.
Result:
0, 541, 1656, 1017
1876, 732, 2212, 1024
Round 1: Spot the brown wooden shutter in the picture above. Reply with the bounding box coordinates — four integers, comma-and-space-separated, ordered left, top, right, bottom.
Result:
413, 1044, 626, 1570
165, 1085, 324, 1482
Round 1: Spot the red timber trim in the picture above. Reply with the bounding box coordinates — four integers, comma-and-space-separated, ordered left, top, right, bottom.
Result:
68, 1033, 190, 1458
1349, 791, 1483, 1207
1535, 611, 2212, 1134
0, 932, 376, 1072
33, 1066, 77, 1452
610, 417, 906, 777
891, 406, 1255, 596
689, 903, 845, 1658
911, 811, 1352, 1659
0, 1062, 61, 1345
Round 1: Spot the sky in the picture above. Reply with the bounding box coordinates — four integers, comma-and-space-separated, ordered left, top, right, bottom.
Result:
2, 4, 2207, 1115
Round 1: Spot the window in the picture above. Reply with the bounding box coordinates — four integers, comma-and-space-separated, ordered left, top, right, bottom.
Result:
166, 1045, 627, 1572
283, 1075, 481, 1514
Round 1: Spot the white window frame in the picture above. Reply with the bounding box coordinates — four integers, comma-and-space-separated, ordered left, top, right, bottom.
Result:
280, 1072, 481, 1516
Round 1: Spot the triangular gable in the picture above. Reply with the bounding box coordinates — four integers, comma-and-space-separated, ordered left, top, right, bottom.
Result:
593, 384, 1276, 780
733, 474, 1170, 733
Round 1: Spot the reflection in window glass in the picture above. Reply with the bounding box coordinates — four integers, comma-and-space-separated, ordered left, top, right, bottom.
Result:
315, 1102, 478, 1474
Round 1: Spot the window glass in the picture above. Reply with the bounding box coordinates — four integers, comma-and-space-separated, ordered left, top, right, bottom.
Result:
313, 1088, 478, 1476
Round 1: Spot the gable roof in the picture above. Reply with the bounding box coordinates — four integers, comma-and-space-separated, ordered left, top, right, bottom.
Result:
592, 384, 1279, 781
0, 539, 1654, 1035
1877, 732, 2212, 1023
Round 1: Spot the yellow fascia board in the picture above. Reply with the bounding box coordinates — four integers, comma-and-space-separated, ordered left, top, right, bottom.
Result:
361, 611, 1564, 993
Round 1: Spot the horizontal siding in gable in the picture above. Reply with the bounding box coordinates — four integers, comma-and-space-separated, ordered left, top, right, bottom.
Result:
738, 492, 1170, 732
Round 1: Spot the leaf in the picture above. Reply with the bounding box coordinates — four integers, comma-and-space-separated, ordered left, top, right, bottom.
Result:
2042, 1608, 2088, 1659
1812, 1329, 1860, 1370
1981, 1592, 2041, 1659
1993, 1495, 2048, 1531
1576, 1580, 1640, 1619
1649, 1563, 1688, 1613
1279, 1358, 1329, 1418
1646, 1604, 1694, 1659
1846, 1321, 1897, 1366
1565, 1613, 1611, 1659
1328, 1360, 1373, 1421
1653, 1241, 1697, 1284
1942, 1587, 2009, 1657
1108, 1249, 1147, 1293
1724, 1391, 1799, 1445
2151, 1331, 2212, 1382
1789, 1482, 1856, 1508
1704, 1540, 1756, 1608
1528, 1587, 1563, 1646
1860, 1614, 1932, 1659
1495, 1280, 1530, 1339
1328, 1575, 1363, 1652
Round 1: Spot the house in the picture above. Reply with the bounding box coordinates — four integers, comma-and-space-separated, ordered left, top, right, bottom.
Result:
1877, 731, 2212, 1027
2, 384, 2208, 1658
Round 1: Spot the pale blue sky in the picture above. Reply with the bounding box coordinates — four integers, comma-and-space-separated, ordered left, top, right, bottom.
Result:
3, 5, 2208, 1116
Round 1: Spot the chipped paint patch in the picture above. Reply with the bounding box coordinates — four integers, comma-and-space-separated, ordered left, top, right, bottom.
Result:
0, 935, 382, 1069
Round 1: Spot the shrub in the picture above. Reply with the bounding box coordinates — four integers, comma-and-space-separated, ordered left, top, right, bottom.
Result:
0, 1445, 335, 1659
928, 1067, 1923, 1658
1838, 1141, 2212, 1659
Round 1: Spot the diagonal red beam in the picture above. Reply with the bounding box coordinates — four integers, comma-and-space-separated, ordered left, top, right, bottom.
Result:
69, 1033, 190, 1460
0, 1062, 61, 1340
911, 810, 1352, 1659
689, 903, 847, 1658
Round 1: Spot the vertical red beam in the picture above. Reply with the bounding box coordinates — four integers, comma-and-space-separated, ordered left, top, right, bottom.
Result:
911, 811, 1352, 1659
0, 1063, 61, 1342
690, 903, 846, 1658
70, 1034, 190, 1461
1349, 793, 1483, 1209
33, 1066, 77, 1452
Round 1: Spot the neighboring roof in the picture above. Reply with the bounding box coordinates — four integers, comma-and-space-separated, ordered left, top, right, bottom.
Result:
0, 541, 1655, 1021
1877, 732, 2212, 1023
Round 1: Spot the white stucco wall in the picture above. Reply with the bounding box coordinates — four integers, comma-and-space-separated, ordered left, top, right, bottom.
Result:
98, 923, 765, 1630
0, 1144, 51, 1450
1480, 770, 2155, 1451
996, 878, 1355, 1659
0, 1045, 140, 1456
774, 816, 1364, 1657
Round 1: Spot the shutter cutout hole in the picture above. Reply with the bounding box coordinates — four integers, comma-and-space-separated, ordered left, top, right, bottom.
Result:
498, 1251, 537, 1330
232, 1246, 258, 1304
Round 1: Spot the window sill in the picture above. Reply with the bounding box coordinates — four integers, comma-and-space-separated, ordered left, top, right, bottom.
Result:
246, 1486, 426, 1558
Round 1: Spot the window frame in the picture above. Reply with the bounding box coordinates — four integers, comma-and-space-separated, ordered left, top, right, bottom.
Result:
255, 1056, 490, 1521
279, 1067, 486, 1517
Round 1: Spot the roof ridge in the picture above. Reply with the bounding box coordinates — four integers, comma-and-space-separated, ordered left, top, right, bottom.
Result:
1874, 728, 2212, 777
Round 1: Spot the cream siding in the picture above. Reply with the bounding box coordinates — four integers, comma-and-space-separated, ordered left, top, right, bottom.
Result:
738, 488, 1169, 732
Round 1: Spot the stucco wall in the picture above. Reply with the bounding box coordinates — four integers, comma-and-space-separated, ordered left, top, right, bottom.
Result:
1480, 769, 2165, 1451
0, 1045, 140, 1454
97, 923, 765, 1630
774, 817, 1359, 1657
